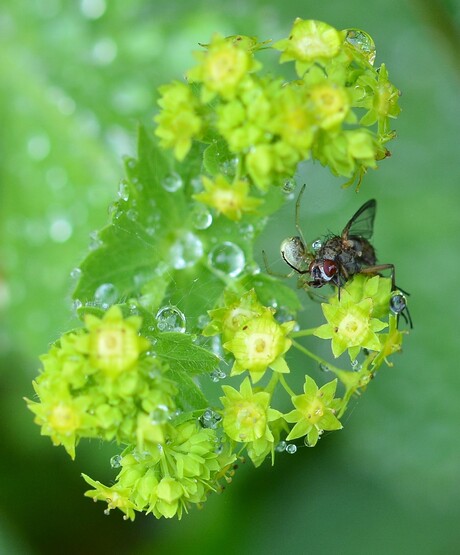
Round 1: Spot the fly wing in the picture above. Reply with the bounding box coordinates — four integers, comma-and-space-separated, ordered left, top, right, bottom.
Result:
342, 199, 376, 240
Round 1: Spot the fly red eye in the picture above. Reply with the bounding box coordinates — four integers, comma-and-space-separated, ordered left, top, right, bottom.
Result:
323, 259, 337, 277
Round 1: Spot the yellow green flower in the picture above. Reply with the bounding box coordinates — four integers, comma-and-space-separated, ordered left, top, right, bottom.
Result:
274, 19, 342, 75
314, 290, 388, 360
203, 289, 271, 342
309, 82, 350, 130
78, 305, 150, 378
284, 376, 342, 446
154, 81, 202, 161
224, 312, 295, 383
193, 174, 262, 221
187, 33, 260, 102
83, 474, 137, 521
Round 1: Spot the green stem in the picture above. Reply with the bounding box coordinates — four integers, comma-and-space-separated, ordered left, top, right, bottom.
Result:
290, 328, 317, 338
279, 374, 295, 397
265, 372, 279, 397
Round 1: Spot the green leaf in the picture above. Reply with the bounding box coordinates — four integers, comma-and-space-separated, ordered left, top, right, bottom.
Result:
167, 367, 208, 411
154, 332, 219, 376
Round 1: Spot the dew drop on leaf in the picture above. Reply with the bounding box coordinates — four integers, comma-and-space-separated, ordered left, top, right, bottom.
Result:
169, 232, 203, 269
118, 179, 129, 201
70, 267, 82, 280
208, 241, 245, 277
94, 283, 119, 307
162, 172, 183, 192
199, 409, 222, 429
156, 305, 186, 333
192, 204, 213, 230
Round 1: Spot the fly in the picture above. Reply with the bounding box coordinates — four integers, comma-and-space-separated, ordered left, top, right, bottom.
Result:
273, 185, 412, 327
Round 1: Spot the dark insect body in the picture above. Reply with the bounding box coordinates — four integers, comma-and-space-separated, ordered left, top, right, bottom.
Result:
277, 185, 412, 327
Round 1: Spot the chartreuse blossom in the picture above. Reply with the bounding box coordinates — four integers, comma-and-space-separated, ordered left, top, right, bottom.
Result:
77, 306, 150, 377
203, 289, 270, 342
187, 33, 261, 102
273, 19, 343, 75
26, 306, 177, 458
154, 81, 202, 160
224, 312, 295, 383
193, 174, 262, 221
220, 377, 282, 466
284, 376, 342, 447
314, 287, 388, 360
83, 420, 236, 520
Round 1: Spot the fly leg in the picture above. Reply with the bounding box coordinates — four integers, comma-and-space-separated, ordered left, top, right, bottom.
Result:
262, 250, 297, 279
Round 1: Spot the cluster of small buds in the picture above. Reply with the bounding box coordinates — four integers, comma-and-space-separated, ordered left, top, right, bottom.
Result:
26, 306, 177, 458
155, 18, 401, 213
83, 421, 236, 520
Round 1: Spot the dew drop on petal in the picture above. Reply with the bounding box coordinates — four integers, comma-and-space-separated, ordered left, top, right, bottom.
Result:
208, 242, 245, 277
169, 232, 203, 269
156, 305, 186, 333
162, 172, 183, 192
345, 28, 376, 65
94, 283, 119, 307
200, 409, 222, 429
110, 455, 122, 468
150, 404, 171, 424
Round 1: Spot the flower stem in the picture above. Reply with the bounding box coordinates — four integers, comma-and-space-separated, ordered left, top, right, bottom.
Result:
279, 374, 295, 397
290, 328, 317, 338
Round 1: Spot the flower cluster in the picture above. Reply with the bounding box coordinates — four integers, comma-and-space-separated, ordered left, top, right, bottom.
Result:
26, 306, 176, 458
83, 421, 236, 520
155, 18, 400, 205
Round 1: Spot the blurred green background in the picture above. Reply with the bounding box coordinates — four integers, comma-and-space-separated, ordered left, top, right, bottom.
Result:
2, 0, 460, 553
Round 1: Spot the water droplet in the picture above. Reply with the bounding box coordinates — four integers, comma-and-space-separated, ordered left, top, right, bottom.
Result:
89, 230, 102, 250
169, 232, 203, 269
70, 267, 82, 280
220, 157, 239, 178
200, 409, 222, 429
283, 178, 297, 194
126, 209, 138, 222
390, 292, 407, 315
118, 180, 129, 201
274, 306, 296, 324
150, 404, 170, 424
351, 359, 362, 371
319, 363, 330, 373
94, 283, 119, 308
286, 443, 297, 454
208, 242, 245, 277
162, 172, 183, 192
210, 369, 227, 382
312, 239, 322, 251
245, 262, 260, 275
192, 204, 213, 230
275, 441, 287, 453
240, 223, 254, 237
345, 29, 376, 65
72, 299, 83, 312
156, 305, 186, 333
110, 454, 122, 468
103, 508, 111, 516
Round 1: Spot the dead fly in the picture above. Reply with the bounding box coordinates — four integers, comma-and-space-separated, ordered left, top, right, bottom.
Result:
266, 185, 412, 327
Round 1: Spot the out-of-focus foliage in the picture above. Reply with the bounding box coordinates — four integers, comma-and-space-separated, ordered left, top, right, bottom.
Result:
2, 0, 460, 553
